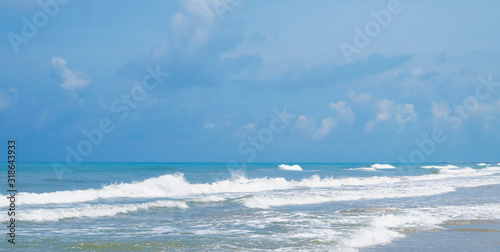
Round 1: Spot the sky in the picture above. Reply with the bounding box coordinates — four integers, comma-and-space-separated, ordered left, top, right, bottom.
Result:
1, 0, 499, 163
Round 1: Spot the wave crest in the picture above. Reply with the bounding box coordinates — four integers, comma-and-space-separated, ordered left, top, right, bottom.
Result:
371, 164, 395, 169
278, 164, 303, 171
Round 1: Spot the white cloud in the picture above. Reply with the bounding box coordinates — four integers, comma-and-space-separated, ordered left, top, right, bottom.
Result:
203, 123, 215, 129
0, 88, 18, 112
348, 90, 371, 102
150, 39, 172, 59
50, 57, 91, 91
294, 115, 337, 139
184, 28, 211, 56
475, 100, 500, 130
177, 0, 217, 21
294, 115, 317, 135
410, 68, 424, 77
476, 100, 500, 114
395, 103, 417, 129
177, 0, 241, 21
484, 115, 495, 130
330, 101, 355, 124
431, 102, 449, 119
233, 122, 255, 139
312, 117, 336, 139
36, 109, 54, 131
202, 120, 231, 129
365, 99, 417, 132
97, 97, 109, 110
431, 102, 450, 126
293, 101, 354, 139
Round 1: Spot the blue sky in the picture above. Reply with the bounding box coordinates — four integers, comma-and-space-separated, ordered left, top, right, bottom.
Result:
1, 0, 499, 163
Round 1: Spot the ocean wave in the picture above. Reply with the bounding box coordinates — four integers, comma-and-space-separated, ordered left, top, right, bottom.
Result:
477, 163, 488, 166
420, 165, 458, 169
188, 196, 226, 203
241, 185, 456, 209
348, 167, 378, 171
3, 165, 499, 208
5, 174, 292, 206
341, 210, 440, 249
278, 164, 303, 171
343, 226, 404, 248
371, 163, 395, 169
3, 174, 397, 207
242, 168, 500, 208
341, 203, 500, 249
19, 200, 188, 222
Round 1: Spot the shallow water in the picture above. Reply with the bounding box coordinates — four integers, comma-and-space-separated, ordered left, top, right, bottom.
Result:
3, 162, 500, 251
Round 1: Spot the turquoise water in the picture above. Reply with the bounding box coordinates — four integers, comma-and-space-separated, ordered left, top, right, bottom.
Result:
3, 162, 500, 251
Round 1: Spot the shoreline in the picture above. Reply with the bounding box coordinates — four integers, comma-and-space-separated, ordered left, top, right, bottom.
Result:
362, 220, 500, 251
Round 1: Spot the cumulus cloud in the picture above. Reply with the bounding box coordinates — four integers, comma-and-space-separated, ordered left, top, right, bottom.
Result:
294, 115, 337, 140
203, 123, 215, 129
233, 122, 255, 139
177, 0, 242, 21
294, 115, 318, 136
330, 101, 355, 124
0, 87, 18, 112
312, 117, 336, 139
50, 57, 91, 91
163, 0, 243, 58
431, 102, 451, 126
475, 100, 500, 130
395, 103, 418, 129
476, 100, 500, 114
202, 120, 231, 129
348, 90, 371, 102
293, 101, 354, 139
119, 0, 249, 87
365, 99, 417, 132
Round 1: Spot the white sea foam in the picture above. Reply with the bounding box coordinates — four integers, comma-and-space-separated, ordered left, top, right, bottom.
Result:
485, 166, 500, 171
5, 174, 293, 206
19, 200, 188, 222
342, 211, 439, 248
342, 203, 500, 250
420, 203, 500, 221
477, 163, 488, 166
421, 164, 458, 169
1, 174, 398, 206
278, 164, 303, 171
189, 196, 226, 202
242, 185, 456, 209
343, 226, 404, 248
371, 163, 395, 169
3, 165, 499, 208
243, 167, 500, 208
348, 167, 378, 171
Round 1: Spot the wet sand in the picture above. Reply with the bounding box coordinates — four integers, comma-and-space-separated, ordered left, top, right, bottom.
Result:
363, 220, 500, 251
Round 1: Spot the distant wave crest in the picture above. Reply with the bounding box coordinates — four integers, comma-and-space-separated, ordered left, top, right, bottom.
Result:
278, 164, 303, 171
421, 165, 458, 169
371, 163, 395, 169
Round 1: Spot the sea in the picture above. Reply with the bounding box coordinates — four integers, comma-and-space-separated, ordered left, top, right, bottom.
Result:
3, 162, 500, 251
